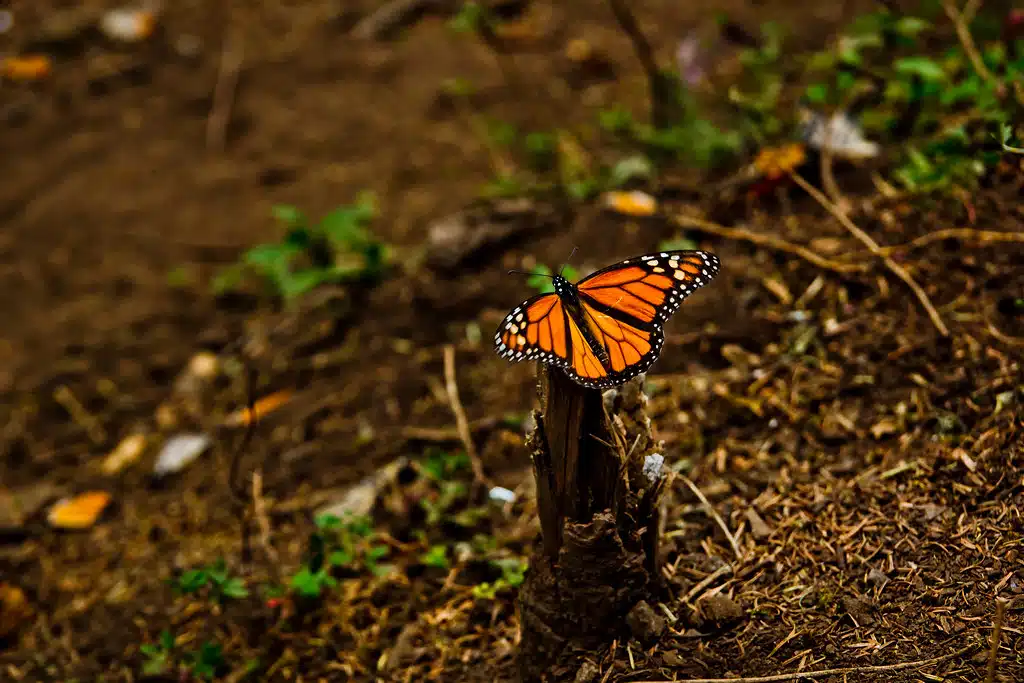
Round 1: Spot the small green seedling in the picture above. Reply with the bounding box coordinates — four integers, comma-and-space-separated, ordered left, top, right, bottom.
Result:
182, 641, 225, 681
140, 630, 175, 676
472, 557, 528, 599
173, 558, 249, 603
289, 512, 391, 598
213, 193, 388, 305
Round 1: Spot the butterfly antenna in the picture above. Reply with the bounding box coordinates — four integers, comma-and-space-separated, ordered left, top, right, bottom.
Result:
507, 269, 553, 279
558, 246, 578, 277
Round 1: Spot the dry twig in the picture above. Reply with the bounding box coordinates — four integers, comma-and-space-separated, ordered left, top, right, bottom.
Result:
677, 475, 743, 561
670, 214, 867, 275
986, 598, 1008, 683
442, 344, 490, 487
881, 227, 1024, 254
638, 642, 977, 683
207, 26, 244, 151
943, 0, 997, 87
790, 172, 949, 336
251, 469, 278, 566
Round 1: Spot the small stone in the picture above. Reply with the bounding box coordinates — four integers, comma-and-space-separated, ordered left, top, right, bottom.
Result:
574, 660, 600, 683
697, 594, 744, 629
867, 568, 889, 587
642, 454, 664, 483
626, 600, 666, 643
745, 508, 772, 540
840, 595, 875, 625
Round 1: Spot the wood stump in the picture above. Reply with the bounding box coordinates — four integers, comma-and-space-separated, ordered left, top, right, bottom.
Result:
516, 366, 667, 681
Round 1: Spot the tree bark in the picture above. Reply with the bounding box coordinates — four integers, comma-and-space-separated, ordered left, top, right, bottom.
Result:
516, 366, 667, 681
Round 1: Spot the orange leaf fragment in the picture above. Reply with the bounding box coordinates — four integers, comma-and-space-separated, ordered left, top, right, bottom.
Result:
753, 143, 807, 180
47, 491, 111, 529
224, 389, 293, 427
0, 583, 32, 639
602, 190, 658, 217
1, 55, 52, 81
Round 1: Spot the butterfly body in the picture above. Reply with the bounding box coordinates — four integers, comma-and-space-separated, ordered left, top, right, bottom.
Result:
495, 250, 720, 389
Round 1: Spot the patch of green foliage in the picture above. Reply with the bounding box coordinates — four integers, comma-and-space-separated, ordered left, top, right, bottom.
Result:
472, 557, 528, 599
290, 512, 391, 598
212, 193, 389, 305
172, 558, 249, 603
792, 4, 1024, 194
140, 631, 235, 681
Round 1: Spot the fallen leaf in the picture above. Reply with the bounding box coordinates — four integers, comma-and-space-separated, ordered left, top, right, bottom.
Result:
0, 583, 32, 638
602, 190, 657, 217
753, 143, 807, 179
101, 433, 147, 475
99, 8, 156, 43
153, 433, 210, 476
1, 55, 52, 81
47, 491, 111, 529
223, 389, 293, 427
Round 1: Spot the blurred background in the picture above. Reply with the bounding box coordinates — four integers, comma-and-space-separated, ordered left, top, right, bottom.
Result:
1, 1, 1022, 681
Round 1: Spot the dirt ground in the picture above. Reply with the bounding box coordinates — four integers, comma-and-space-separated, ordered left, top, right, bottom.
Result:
1, 0, 1022, 681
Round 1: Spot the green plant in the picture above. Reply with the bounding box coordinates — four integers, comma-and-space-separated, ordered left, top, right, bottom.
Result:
212, 193, 388, 304
421, 449, 471, 480
173, 558, 249, 603
472, 557, 528, 599
140, 630, 175, 676
421, 544, 450, 569
140, 632, 228, 681
289, 512, 391, 598
182, 641, 225, 681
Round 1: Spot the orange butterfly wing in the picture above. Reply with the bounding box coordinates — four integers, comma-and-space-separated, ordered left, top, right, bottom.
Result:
494, 293, 609, 385
574, 250, 719, 385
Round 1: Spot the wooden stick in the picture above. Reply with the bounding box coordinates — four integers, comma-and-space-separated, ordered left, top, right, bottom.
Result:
881, 227, 1024, 255
789, 172, 949, 336
442, 345, 490, 487
943, 0, 997, 87
671, 214, 867, 275
207, 26, 243, 151
637, 642, 977, 683
677, 475, 743, 561
986, 598, 1008, 683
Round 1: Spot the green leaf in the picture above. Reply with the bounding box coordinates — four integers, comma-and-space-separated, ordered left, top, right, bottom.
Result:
597, 107, 634, 134
210, 265, 244, 295
328, 549, 354, 567
659, 237, 698, 252
804, 83, 829, 104
894, 57, 946, 82
272, 204, 304, 228
608, 155, 654, 187
422, 545, 449, 568
893, 17, 930, 37
278, 268, 330, 302
176, 569, 209, 594
220, 578, 249, 600
244, 243, 298, 270
486, 119, 518, 147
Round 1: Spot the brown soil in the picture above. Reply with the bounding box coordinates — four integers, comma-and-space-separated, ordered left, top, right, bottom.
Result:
1, 1, 1022, 682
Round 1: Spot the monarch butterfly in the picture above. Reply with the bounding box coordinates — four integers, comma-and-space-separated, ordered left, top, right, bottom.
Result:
494, 250, 720, 389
